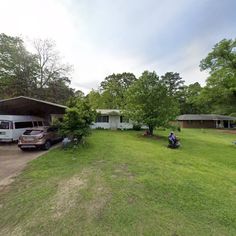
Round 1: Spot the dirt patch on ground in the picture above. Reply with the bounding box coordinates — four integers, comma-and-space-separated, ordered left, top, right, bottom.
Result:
51, 166, 112, 220
52, 174, 87, 219
0, 225, 23, 236
217, 129, 236, 134
85, 181, 111, 220
112, 163, 135, 180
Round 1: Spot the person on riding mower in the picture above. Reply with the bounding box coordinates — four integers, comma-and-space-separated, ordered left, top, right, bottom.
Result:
168, 131, 178, 145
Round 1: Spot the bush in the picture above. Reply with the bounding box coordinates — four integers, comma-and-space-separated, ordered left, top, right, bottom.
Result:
133, 124, 141, 131
60, 98, 96, 144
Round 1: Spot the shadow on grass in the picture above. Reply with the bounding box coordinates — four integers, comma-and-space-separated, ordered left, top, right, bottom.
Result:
137, 133, 167, 141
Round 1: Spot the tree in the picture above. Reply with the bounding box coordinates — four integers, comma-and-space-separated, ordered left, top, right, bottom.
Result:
99, 72, 137, 108
180, 82, 209, 114
87, 89, 105, 109
0, 33, 38, 98
0, 34, 75, 104
33, 39, 72, 99
161, 72, 185, 96
44, 77, 75, 105
200, 38, 236, 114
124, 71, 179, 135
60, 97, 96, 143
66, 90, 85, 107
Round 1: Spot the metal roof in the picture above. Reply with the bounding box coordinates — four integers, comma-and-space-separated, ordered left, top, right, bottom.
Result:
177, 114, 236, 121
0, 96, 67, 116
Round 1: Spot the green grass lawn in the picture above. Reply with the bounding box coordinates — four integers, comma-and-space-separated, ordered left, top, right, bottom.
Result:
1, 129, 236, 235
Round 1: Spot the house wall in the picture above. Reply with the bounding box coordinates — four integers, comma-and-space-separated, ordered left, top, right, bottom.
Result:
91, 115, 133, 130
179, 120, 216, 128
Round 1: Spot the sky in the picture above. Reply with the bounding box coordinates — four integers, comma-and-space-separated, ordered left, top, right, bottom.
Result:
0, 0, 236, 93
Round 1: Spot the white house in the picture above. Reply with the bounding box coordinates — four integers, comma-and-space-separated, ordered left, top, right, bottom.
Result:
91, 109, 133, 130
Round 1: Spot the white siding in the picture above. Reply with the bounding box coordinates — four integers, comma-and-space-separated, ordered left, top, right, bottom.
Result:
91, 115, 133, 129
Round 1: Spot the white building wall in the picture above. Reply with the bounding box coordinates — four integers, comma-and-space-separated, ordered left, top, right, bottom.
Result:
91, 114, 147, 130
91, 122, 111, 129
91, 115, 133, 129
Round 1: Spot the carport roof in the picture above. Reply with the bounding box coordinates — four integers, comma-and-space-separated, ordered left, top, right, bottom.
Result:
0, 96, 67, 116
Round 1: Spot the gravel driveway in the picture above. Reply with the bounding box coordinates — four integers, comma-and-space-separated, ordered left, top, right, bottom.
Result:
0, 143, 57, 189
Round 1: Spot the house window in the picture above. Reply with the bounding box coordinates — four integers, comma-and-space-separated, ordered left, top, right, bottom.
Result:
120, 116, 129, 123
96, 115, 109, 123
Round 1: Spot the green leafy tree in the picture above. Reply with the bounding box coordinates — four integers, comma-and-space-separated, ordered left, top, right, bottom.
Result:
100, 72, 137, 108
180, 82, 209, 114
161, 72, 185, 96
87, 89, 105, 109
124, 71, 179, 135
200, 38, 236, 114
44, 76, 75, 105
60, 97, 96, 142
0, 33, 38, 98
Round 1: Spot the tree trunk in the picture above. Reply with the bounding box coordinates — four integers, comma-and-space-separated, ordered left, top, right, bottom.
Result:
148, 125, 154, 136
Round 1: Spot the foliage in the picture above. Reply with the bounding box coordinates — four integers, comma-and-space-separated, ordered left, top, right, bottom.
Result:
124, 71, 179, 135
132, 123, 142, 131
87, 89, 105, 109
161, 72, 185, 96
180, 82, 210, 114
0, 33, 74, 104
100, 72, 137, 109
0, 33, 38, 98
60, 97, 96, 142
199, 38, 236, 114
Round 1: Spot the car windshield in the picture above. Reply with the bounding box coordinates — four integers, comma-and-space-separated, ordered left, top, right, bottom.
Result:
0, 120, 10, 129
23, 130, 44, 135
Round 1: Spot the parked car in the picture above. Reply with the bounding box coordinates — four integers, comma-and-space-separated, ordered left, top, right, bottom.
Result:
18, 126, 62, 151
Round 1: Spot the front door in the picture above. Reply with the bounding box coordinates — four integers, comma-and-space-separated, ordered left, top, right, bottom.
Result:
110, 116, 118, 130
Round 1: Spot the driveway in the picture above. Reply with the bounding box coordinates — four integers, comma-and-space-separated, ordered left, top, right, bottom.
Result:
0, 143, 57, 189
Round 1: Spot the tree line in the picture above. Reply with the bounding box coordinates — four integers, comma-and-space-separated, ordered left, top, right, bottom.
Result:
87, 39, 236, 117
1, 33, 235, 117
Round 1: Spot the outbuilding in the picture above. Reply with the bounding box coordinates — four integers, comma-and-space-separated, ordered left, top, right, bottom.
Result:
177, 114, 236, 129
0, 96, 67, 122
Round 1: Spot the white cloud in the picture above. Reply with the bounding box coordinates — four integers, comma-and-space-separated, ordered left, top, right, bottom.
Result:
0, 0, 235, 93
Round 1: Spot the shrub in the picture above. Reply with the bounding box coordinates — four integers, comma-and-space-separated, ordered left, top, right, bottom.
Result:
133, 124, 141, 131
60, 98, 96, 144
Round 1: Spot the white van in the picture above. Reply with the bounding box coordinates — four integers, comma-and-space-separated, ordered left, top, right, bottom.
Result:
0, 115, 50, 142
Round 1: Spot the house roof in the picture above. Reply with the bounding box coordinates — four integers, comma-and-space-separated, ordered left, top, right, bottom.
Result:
96, 109, 121, 115
0, 96, 67, 116
177, 114, 236, 121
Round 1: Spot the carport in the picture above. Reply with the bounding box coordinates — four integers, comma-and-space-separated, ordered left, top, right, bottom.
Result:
0, 96, 67, 188
0, 96, 67, 121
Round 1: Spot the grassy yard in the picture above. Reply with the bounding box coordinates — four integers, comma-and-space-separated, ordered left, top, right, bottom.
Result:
0, 129, 236, 235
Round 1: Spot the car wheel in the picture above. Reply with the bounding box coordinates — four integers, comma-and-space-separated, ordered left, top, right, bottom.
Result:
20, 148, 27, 151
43, 140, 51, 150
